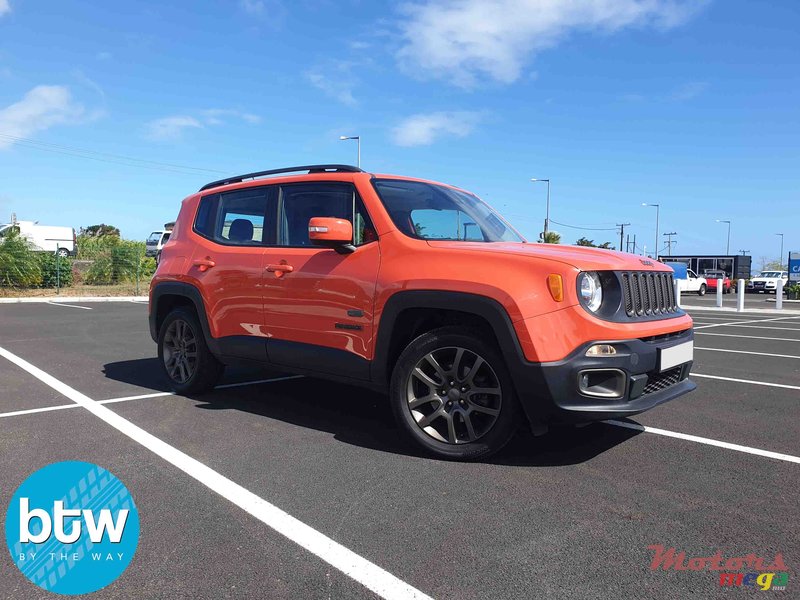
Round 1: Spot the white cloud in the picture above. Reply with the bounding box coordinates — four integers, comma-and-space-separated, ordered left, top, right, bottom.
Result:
145, 109, 262, 141
0, 0, 10, 17
306, 65, 358, 107
145, 116, 203, 141
396, 0, 708, 87
0, 85, 85, 150
392, 111, 482, 146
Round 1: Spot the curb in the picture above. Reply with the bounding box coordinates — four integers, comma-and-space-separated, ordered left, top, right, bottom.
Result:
0, 296, 148, 304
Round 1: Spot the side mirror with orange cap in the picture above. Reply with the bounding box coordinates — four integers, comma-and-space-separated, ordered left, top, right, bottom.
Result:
308, 217, 355, 254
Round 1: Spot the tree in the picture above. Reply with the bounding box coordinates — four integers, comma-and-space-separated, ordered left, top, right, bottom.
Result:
758, 257, 785, 271
79, 224, 120, 239
541, 231, 561, 244
597, 241, 614, 249
575, 237, 596, 247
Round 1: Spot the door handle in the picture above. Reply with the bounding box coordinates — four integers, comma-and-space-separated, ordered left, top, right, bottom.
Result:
265, 263, 294, 278
193, 258, 216, 272
266, 264, 294, 272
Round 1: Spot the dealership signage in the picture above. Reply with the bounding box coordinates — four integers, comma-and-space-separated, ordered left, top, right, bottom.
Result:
790, 251, 800, 282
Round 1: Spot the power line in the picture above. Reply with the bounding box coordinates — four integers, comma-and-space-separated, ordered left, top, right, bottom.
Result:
0, 132, 227, 175
548, 218, 618, 232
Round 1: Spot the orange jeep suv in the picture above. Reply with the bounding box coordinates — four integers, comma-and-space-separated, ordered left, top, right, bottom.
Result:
149, 165, 695, 460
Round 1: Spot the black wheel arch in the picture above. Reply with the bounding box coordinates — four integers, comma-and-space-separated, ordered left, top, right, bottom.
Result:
149, 282, 220, 354
371, 291, 527, 387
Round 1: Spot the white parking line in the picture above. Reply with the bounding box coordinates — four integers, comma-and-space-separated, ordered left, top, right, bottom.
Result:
47, 301, 92, 310
696, 347, 800, 360
695, 332, 800, 342
0, 375, 306, 419
696, 323, 800, 331
0, 346, 430, 600
694, 315, 800, 330
693, 372, 800, 391
605, 420, 800, 465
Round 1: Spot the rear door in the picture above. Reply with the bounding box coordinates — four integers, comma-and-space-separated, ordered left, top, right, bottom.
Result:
189, 185, 275, 361
260, 181, 380, 380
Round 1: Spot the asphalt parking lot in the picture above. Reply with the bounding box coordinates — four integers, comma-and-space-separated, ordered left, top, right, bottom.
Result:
1, 301, 797, 599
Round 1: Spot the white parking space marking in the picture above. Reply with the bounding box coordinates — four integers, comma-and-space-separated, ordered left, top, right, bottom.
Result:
693, 373, 800, 391
0, 346, 431, 600
695, 323, 800, 331
694, 315, 800, 330
695, 332, 800, 342
696, 347, 800, 360
0, 375, 306, 419
46, 301, 92, 310
605, 420, 800, 465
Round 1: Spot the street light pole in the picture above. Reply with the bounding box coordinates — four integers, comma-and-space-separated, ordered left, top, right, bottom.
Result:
777, 233, 785, 262
716, 219, 731, 254
339, 135, 361, 168
531, 178, 551, 241
642, 203, 660, 258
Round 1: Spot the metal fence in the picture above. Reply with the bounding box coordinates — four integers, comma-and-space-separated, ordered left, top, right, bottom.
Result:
0, 233, 155, 297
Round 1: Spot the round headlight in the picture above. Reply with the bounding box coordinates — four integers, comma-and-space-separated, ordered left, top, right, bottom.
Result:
578, 272, 603, 312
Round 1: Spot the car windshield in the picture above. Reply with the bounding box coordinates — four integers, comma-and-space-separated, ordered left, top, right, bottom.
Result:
372, 179, 524, 243
147, 232, 161, 243
760, 272, 782, 278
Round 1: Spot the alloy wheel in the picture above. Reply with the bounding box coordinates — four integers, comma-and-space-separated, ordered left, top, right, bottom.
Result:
162, 319, 198, 384
405, 346, 502, 444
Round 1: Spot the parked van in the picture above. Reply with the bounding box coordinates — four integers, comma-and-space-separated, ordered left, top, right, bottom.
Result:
145, 228, 173, 263
0, 221, 76, 257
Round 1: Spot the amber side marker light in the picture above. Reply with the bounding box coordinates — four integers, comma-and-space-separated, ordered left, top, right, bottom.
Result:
547, 274, 564, 302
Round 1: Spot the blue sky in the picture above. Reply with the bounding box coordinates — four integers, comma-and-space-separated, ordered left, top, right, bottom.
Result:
0, 0, 797, 264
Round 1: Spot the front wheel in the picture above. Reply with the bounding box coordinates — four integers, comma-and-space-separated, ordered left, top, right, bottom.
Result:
158, 307, 224, 394
389, 327, 519, 461
698, 284, 707, 296
56, 248, 69, 258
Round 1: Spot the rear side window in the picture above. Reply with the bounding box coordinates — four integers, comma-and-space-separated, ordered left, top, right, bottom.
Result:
278, 183, 376, 247
194, 187, 273, 246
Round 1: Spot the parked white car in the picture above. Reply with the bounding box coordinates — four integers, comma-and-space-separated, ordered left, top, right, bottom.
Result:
746, 271, 788, 294
146, 229, 172, 262
0, 221, 76, 257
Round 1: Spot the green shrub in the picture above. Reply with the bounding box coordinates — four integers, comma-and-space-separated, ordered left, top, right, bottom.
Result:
39, 253, 74, 288
0, 231, 43, 287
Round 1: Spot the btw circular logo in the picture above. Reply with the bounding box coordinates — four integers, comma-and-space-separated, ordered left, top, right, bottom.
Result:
5, 461, 139, 595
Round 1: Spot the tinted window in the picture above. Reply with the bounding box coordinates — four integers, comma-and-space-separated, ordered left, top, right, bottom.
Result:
372, 179, 523, 243
194, 187, 271, 246
278, 183, 375, 247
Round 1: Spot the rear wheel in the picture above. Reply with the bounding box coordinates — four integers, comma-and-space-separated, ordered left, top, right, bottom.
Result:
158, 307, 224, 394
698, 284, 707, 296
56, 248, 69, 258
389, 327, 518, 461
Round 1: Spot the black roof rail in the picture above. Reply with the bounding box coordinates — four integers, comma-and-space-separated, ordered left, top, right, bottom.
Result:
198, 164, 364, 192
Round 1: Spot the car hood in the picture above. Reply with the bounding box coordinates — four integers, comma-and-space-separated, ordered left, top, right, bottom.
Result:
750, 277, 780, 282
426, 241, 671, 272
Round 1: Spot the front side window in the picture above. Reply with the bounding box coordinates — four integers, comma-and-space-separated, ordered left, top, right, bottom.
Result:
372, 179, 523, 243
278, 183, 376, 247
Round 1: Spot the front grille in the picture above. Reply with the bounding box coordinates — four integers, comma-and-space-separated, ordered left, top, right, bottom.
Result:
620, 272, 677, 318
642, 367, 683, 396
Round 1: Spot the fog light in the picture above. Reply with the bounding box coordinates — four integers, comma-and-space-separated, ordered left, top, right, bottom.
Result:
586, 344, 617, 357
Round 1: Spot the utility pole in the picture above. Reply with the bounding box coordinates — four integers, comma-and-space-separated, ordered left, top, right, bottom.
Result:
739, 250, 750, 256
626, 234, 630, 253
662, 231, 677, 257
632, 234, 637, 255
617, 223, 630, 254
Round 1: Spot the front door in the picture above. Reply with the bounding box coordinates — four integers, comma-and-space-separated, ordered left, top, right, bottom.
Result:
261, 181, 380, 379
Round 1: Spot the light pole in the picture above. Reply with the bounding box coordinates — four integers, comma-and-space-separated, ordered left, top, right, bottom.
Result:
531, 178, 551, 241
339, 135, 360, 168
716, 219, 731, 254
642, 203, 660, 258
777, 233, 784, 262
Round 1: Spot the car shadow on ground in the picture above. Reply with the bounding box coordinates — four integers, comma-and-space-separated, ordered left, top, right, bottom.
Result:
103, 358, 642, 467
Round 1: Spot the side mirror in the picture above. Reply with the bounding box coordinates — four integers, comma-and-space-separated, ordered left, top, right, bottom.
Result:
308, 217, 355, 254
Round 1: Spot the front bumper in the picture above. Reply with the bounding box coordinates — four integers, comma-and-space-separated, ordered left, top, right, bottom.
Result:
511, 327, 695, 425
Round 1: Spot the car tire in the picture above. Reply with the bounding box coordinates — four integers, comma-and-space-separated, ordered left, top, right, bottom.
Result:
158, 307, 224, 395
56, 248, 69, 259
389, 326, 519, 461
698, 284, 707, 296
